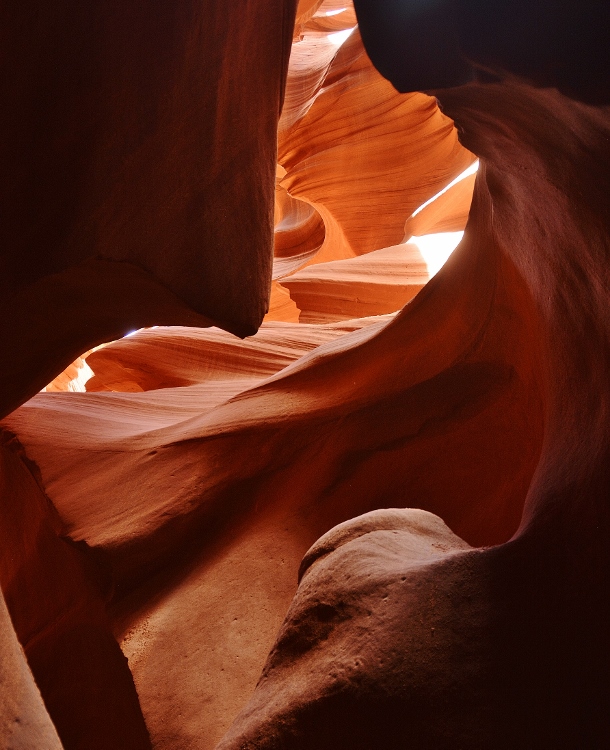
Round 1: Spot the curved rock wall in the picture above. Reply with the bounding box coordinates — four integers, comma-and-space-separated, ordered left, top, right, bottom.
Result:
2, 0, 609, 748
0, 0, 298, 418
219, 81, 610, 748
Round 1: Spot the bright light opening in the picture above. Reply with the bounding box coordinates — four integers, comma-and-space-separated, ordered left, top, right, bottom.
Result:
411, 160, 479, 219
322, 7, 346, 16
410, 231, 465, 278
70, 360, 94, 392
406, 160, 479, 277
327, 27, 355, 46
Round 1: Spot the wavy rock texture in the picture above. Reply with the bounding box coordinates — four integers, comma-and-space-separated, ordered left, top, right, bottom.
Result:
281, 243, 428, 322
84, 319, 387, 393
0, 0, 298, 418
278, 26, 474, 265
0, 1, 476, 741
1, 0, 299, 746
4, 0, 608, 749
216, 6, 610, 746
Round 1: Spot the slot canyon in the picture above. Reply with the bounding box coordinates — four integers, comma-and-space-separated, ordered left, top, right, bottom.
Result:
1, 1, 609, 748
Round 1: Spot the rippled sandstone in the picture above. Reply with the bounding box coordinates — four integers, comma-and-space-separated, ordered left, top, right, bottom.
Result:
1, 1, 609, 749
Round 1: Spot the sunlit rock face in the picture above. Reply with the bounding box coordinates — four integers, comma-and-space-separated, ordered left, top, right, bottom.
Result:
2, 4, 477, 745
276, 26, 473, 266
2, 1, 609, 749
1, 0, 299, 746
218, 3, 610, 749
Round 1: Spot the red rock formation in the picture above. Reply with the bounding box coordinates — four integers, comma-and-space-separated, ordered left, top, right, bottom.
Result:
278, 28, 475, 265
264, 282, 302, 324
281, 243, 428, 322
216, 74, 610, 750
0, 0, 298, 419
0, 3, 504, 747
1, 1, 299, 746
84, 319, 384, 393
0, 592, 62, 749
0, 431, 151, 748
4, 0, 609, 748
273, 180, 325, 276
43, 351, 94, 393
3, 172, 540, 746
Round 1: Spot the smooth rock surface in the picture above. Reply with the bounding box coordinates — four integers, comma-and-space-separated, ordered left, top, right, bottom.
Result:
3, 1, 609, 749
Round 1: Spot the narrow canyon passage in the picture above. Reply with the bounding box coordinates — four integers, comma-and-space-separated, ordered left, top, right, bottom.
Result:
1, 0, 609, 748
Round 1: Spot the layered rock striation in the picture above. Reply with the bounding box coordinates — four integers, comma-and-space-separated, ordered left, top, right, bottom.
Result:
2, 1, 610, 749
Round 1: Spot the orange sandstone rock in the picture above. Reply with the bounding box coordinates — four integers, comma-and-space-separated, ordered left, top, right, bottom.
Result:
218, 81, 610, 748
5, 1, 609, 749
264, 282, 301, 324
83, 320, 382, 393
280, 243, 429, 322
305, 3, 357, 34
4, 167, 542, 746
273, 184, 325, 275
0, 430, 151, 748
43, 351, 94, 393
0, 0, 298, 419
404, 171, 477, 238
278, 29, 475, 265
